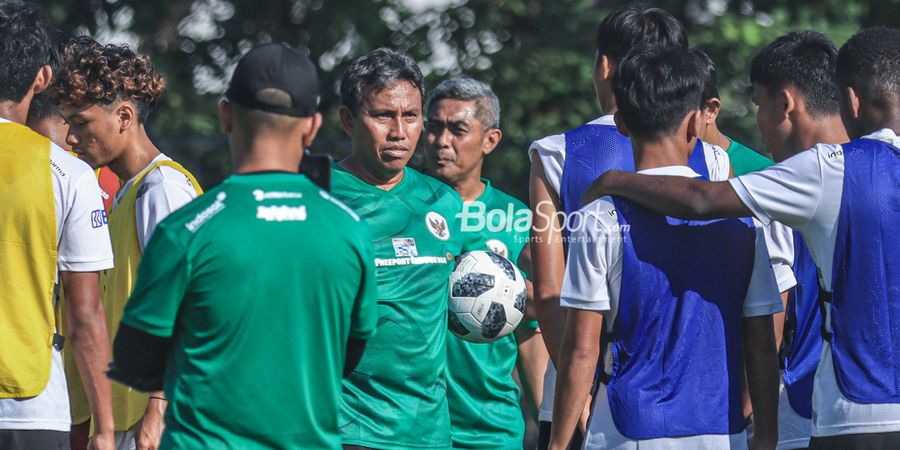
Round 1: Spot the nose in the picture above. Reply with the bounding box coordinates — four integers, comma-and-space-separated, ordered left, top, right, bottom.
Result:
387, 116, 406, 142
65, 131, 79, 148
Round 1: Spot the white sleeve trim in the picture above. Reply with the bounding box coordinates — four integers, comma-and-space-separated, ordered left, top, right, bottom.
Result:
560, 296, 611, 311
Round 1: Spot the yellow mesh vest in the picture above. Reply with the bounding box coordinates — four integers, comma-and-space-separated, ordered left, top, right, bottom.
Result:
0, 122, 58, 398
100, 159, 201, 430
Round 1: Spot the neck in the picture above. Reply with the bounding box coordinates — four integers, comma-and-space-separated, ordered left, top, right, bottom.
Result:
866, 108, 900, 137
233, 135, 302, 174
781, 115, 849, 161
108, 130, 162, 181
599, 95, 617, 116
702, 124, 732, 149
632, 136, 692, 172
0, 101, 27, 124
452, 175, 486, 202
339, 154, 405, 191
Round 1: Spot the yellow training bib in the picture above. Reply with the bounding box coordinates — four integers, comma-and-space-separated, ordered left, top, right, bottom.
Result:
0, 122, 58, 398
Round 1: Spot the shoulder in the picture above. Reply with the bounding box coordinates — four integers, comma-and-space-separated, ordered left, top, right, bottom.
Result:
528, 133, 566, 162
411, 169, 464, 210
154, 184, 227, 236
139, 160, 198, 194
488, 186, 528, 212
576, 196, 620, 234
50, 144, 96, 192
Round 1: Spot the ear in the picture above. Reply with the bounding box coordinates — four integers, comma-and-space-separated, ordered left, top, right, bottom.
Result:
301, 112, 324, 148
482, 128, 502, 156
613, 111, 630, 137
339, 106, 355, 136
116, 102, 137, 133
597, 54, 615, 81
844, 86, 861, 120
778, 87, 795, 118
217, 98, 233, 133
31, 65, 53, 95
686, 109, 703, 141
703, 98, 721, 124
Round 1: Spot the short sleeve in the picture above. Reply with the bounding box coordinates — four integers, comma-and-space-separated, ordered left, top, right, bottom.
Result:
559, 199, 617, 311
702, 141, 731, 182
135, 173, 199, 249
58, 166, 114, 272
529, 134, 566, 195
120, 225, 190, 337
728, 145, 829, 229
742, 223, 785, 317
763, 221, 797, 293
350, 225, 378, 340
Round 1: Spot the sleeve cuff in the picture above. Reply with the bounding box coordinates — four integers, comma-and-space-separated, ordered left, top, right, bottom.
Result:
743, 302, 784, 318
775, 265, 798, 293
560, 294, 610, 311
58, 258, 114, 272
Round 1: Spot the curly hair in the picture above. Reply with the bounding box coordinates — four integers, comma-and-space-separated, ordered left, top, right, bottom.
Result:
50, 36, 165, 123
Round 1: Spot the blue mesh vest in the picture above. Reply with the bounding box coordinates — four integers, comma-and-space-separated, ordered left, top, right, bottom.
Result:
782, 231, 822, 419
827, 138, 900, 403
608, 197, 756, 439
559, 122, 709, 219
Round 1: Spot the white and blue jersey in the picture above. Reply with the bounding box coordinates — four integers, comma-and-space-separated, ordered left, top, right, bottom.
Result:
560, 165, 783, 450
528, 115, 737, 423
730, 128, 900, 437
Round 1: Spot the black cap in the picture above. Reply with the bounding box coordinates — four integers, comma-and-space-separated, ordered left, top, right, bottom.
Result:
225, 43, 320, 117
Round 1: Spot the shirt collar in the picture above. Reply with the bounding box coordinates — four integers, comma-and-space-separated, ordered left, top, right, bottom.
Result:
636, 165, 702, 178
863, 128, 900, 146
587, 115, 615, 127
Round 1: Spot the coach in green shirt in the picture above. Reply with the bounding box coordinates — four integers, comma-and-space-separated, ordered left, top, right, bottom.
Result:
424, 77, 548, 449
111, 44, 378, 450
333, 48, 466, 450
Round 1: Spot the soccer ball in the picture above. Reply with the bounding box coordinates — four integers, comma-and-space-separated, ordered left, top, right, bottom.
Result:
448, 251, 527, 343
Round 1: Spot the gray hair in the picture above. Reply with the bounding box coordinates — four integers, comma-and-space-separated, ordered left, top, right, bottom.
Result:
428, 77, 500, 129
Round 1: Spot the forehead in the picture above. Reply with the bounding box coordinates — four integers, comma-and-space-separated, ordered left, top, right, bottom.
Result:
427, 98, 479, 121
361, 80, 422, 108
58, 102, 106, 118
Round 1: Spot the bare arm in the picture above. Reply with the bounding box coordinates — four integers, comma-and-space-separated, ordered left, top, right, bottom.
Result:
583, 171, 753, 220
529, 161, 567, 364
549, 309, 603, 450
743, 314, 779, 449
515, 319, 548, 419
61, 271, 115, 444
743, 290, 790, 421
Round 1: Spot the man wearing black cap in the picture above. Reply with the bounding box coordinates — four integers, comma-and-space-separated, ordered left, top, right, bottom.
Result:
110, 43, 379, 450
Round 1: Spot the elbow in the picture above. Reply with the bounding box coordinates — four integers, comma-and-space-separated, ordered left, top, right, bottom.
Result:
66, 301, 108, 344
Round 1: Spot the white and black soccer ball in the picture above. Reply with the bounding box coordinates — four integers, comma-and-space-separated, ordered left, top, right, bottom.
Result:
448, 250, 527, 343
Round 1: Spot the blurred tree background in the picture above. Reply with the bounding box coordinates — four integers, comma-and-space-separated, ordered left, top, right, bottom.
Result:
36, 0, 900, 200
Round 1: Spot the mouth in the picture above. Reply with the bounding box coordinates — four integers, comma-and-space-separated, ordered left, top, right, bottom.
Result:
381, 147, 409, 159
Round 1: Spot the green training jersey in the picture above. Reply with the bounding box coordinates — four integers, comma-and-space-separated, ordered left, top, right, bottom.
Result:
332, 166, 466, 449
446, 180, 530, 449
726, 137, 773, 176
121, 173, 377, 450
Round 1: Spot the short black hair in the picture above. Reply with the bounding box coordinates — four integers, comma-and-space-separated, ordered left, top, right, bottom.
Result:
691, 47, 719, 104
836, 27, 900, 109
596, 4, 688, 62
0, 2, 54, 102
750, 31, 840, 117
340, 48, 425, 115
614, 45, 705, 139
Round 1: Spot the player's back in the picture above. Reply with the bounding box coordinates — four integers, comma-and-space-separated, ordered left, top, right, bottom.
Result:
608, 196, 757, 438
125, 173, 372, 449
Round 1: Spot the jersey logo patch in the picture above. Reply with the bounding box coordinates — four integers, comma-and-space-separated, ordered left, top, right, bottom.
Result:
486, 239, 508, 258
392, 238, 418, 257
426, 211, 450, 241
90, 209, 108, 228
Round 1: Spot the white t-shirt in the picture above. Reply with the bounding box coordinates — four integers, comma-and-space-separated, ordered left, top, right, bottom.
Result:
0, 118, 114, 431
560, 165, 783, 450
113, 153, 199, 250
730, 128, 900, 437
